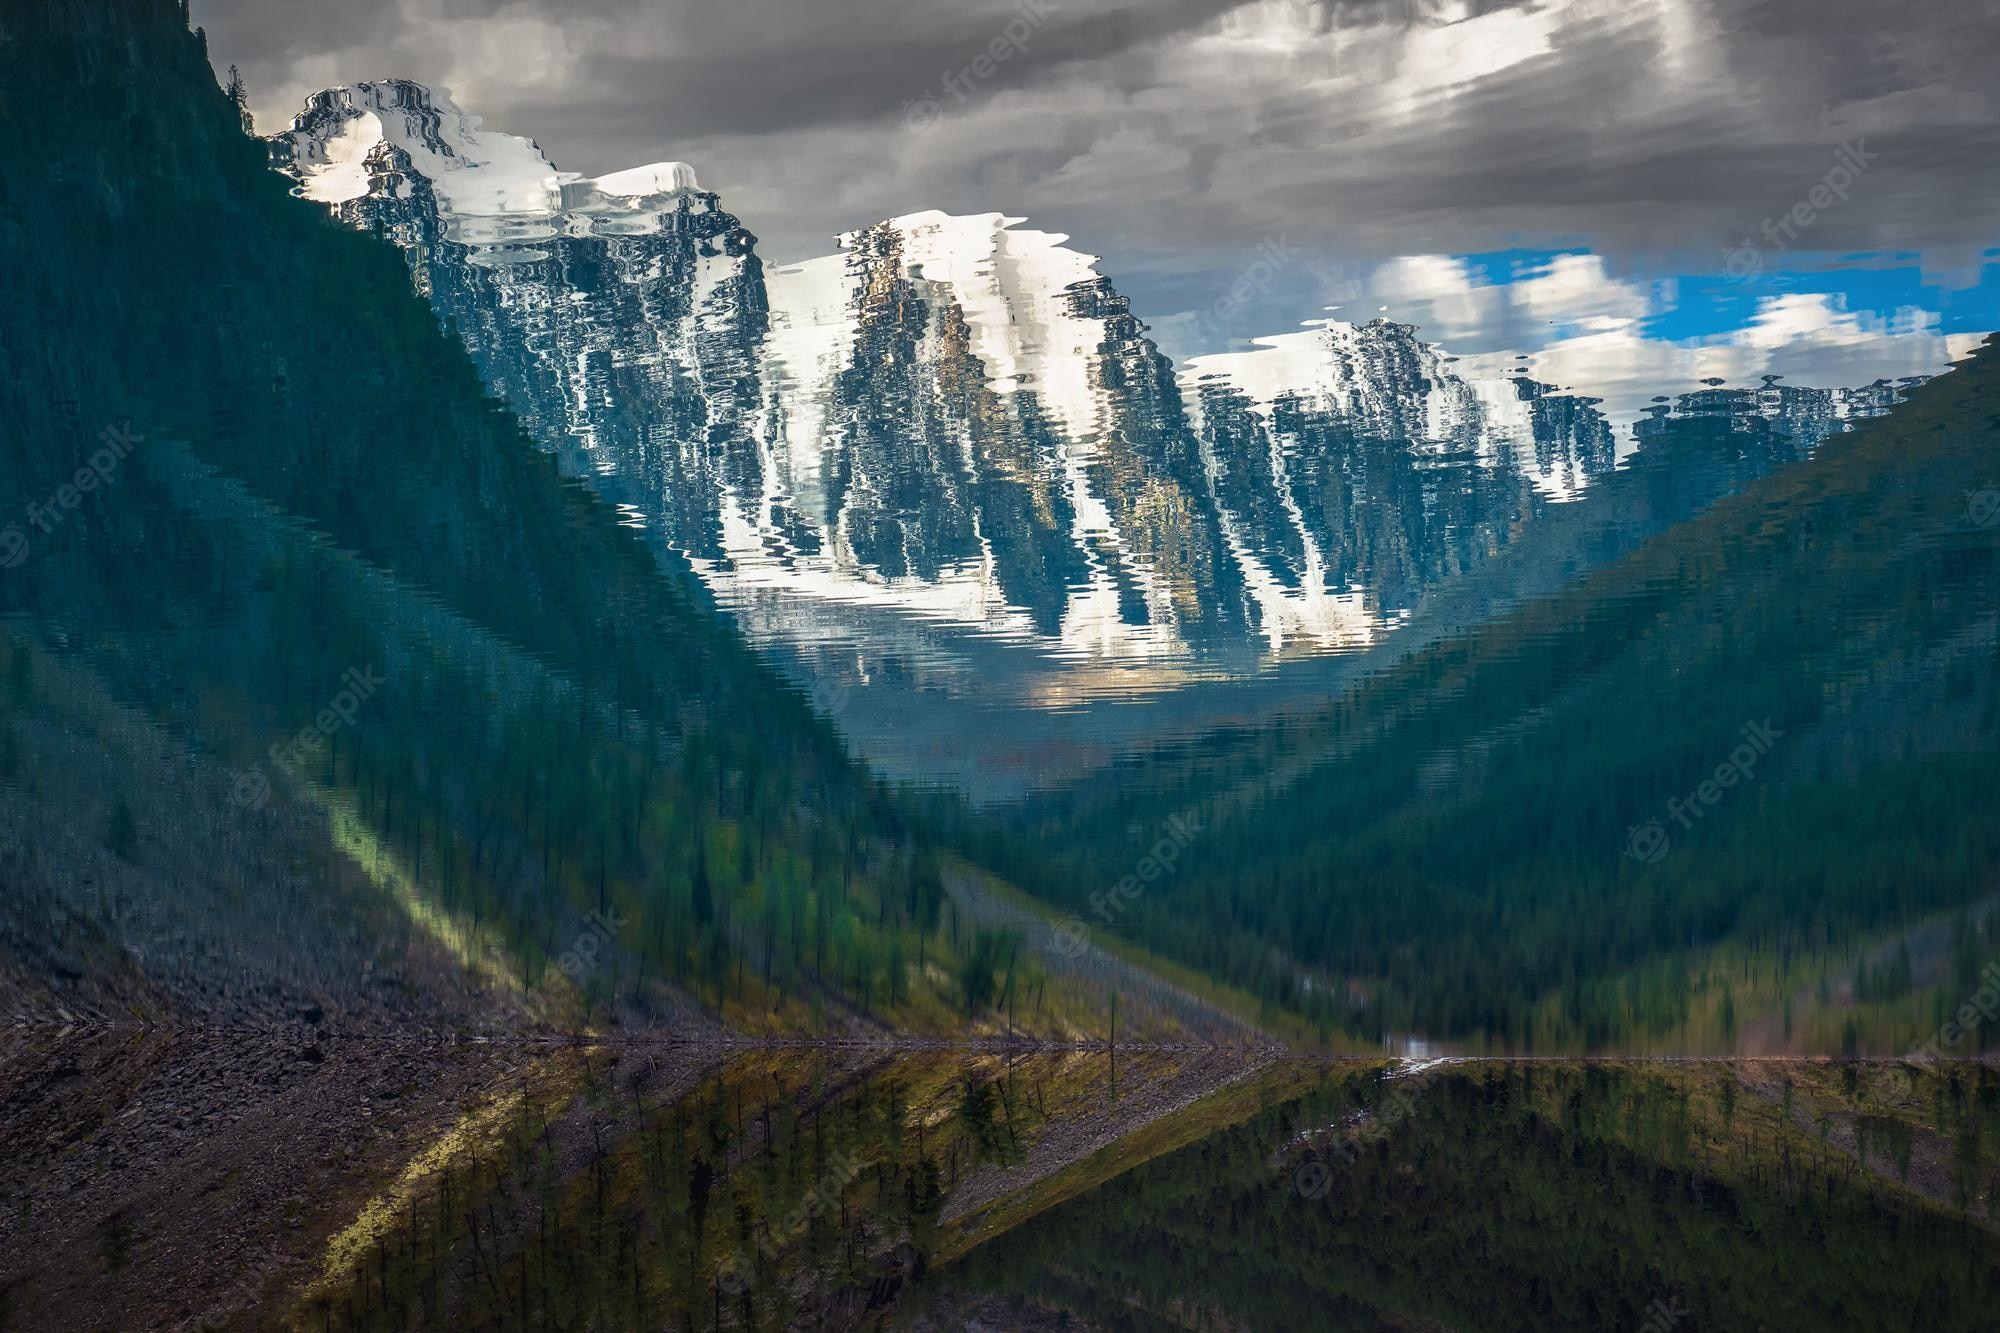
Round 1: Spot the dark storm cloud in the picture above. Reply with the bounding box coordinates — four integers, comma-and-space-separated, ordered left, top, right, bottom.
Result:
548, 0, 1261, 139
194, 0, 1258, 144
193, 0, 2000, 300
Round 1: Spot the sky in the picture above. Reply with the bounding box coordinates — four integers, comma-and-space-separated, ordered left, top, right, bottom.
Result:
193, 0, 2000, 353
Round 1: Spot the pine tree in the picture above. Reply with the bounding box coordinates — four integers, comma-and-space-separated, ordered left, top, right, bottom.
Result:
225, 64, 252, 134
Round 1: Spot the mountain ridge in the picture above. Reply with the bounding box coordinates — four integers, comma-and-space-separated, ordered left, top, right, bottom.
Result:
0, 0, 1168, 1043
262, 80, 1959, 752
957, 334, 2000, 1049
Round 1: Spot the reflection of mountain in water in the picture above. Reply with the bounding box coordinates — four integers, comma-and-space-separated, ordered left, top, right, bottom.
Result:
270, 85, 1937, 699
20, 1035, 2000, 1332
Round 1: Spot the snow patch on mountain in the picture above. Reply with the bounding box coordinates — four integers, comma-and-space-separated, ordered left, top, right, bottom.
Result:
270, 79, 699, 247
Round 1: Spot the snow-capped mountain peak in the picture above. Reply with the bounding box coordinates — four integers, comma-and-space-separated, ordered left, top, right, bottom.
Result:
265, 85, 1937, 689
270, 79, 700, 245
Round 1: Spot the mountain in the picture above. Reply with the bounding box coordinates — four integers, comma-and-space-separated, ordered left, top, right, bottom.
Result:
924, 1061, 2000, 1331
52, 11, 1984, 1053
958, 337, 2000, 1050
270, 78, 770, 558
0, 0, 1120, 1039
265, 91, 1953, 801
255, 100, 1753, 657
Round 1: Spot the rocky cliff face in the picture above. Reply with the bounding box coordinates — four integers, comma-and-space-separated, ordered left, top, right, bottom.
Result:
268, 86, 1924, 680
273, 79, 771, 560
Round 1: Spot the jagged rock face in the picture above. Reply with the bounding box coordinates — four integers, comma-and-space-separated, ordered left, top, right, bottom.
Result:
267, 86, 1919, 671
271, 79, 770, 561
269, 79, 703, 239
1181, 318, 1605, 642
